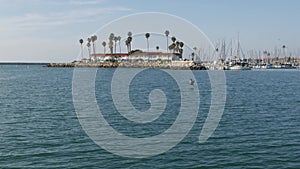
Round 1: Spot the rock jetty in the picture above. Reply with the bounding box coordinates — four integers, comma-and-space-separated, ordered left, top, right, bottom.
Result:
47, 61, 206, 70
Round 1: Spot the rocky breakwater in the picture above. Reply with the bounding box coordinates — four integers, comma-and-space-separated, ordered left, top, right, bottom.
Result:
47, 61, 206, 70
47, 62, 119, 68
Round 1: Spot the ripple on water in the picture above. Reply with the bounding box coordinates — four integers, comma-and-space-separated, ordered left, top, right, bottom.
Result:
0, 67, 300, 168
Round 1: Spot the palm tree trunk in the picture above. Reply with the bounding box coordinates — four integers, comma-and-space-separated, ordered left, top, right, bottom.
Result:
166, 37, 168, 52
130, 43, 131, 52
147, 39, 149, 52
88, 48, 91, 61
92, 43, 95, 55
80, 44, 83, 59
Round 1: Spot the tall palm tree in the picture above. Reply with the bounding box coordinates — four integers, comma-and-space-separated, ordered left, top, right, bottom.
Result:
191, 52, 195, 61
109, 41, 113, 54
125, 39, 129, 53
79, 39, 83, 59
109, 33, 114, 55
91, 35, 97, 61
282, 45, 286, 58
114, 36, 118, 53
87, 37, 91, 56
179, 42, 184, 58
125, 37, 133, 53
175, 41, 180, 52
127, 32, 132, 52
102, 41, 106, 54
165, 30, 169, 52
91, 35, 97, 54
128, 36, 132, 52
117, 36, 121, 53
171, 36, 176, 53
145, 33, 150, 52
193, 47, 197, 61
86, 42, 91, 60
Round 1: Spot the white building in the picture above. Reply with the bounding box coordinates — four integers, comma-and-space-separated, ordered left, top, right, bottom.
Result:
90, 52, 181, 62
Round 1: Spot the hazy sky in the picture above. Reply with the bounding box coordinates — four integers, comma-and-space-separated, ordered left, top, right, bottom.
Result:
0, 0, 299, 62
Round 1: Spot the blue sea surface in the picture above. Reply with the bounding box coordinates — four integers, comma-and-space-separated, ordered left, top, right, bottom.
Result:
0, 65, 299, 168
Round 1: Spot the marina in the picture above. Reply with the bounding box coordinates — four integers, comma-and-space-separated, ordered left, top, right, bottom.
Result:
48, 32, 300, 70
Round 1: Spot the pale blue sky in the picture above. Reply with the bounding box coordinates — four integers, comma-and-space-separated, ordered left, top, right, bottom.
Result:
0, 0, 299, 62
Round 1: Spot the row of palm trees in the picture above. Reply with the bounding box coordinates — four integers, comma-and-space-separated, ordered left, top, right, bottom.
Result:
79, 30, 185, 59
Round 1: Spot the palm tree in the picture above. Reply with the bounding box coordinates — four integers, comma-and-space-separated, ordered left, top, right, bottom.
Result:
114, 36, 118, 53
171, 36, 176, 43
179, 42, 184, 58
108, 33, 114, 55
128, 36, 132, 52
128, 31, 132, 37
102, 41, 106, 54
193, 47, 197, 61
145, 33, 150, 52
282, 45, 286, 58
109, 41, 113, 54
125, 39, 129, 53
168, 43, 176, 61
127, 32, 132, 52
168, 43, 176, 51
171, 37, 176, 53
109, 33, 114, 41
165, 30, 169, 52
125, 36, 133, 53
86, 42, 91, 60
87, 37, 91, 56
91, 35, 97, 61
179, 42, 184, 48
91, 35, 97, 55
263, 51, 268, 58
191, 52, 195, 61
117, 36, 121, 53
175, 41, 180, 52
79, 39, 84, 59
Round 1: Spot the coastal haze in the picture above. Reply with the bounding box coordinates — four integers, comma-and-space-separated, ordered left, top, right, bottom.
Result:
1, 0, 300, 62
1, 0, 300, 169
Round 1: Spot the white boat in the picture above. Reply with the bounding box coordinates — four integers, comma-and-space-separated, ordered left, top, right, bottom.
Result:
229, 64, 251, 70
226, 33, 251, 70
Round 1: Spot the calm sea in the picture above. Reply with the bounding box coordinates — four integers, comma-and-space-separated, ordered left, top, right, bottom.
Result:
0, 65, 299, 168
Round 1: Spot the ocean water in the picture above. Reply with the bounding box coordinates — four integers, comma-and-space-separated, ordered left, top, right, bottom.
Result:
0, 65, 300, 168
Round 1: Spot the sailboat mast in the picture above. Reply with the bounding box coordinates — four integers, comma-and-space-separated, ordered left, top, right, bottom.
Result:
230, 39, 233, 57
237, 32, 240, 58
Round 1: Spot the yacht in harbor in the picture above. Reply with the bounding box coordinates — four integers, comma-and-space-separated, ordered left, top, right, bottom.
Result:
224, 34, 251, 70
227, 58, 251, 70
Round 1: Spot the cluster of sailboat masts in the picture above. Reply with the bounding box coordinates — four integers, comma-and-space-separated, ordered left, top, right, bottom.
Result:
199, 38, 300, 70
